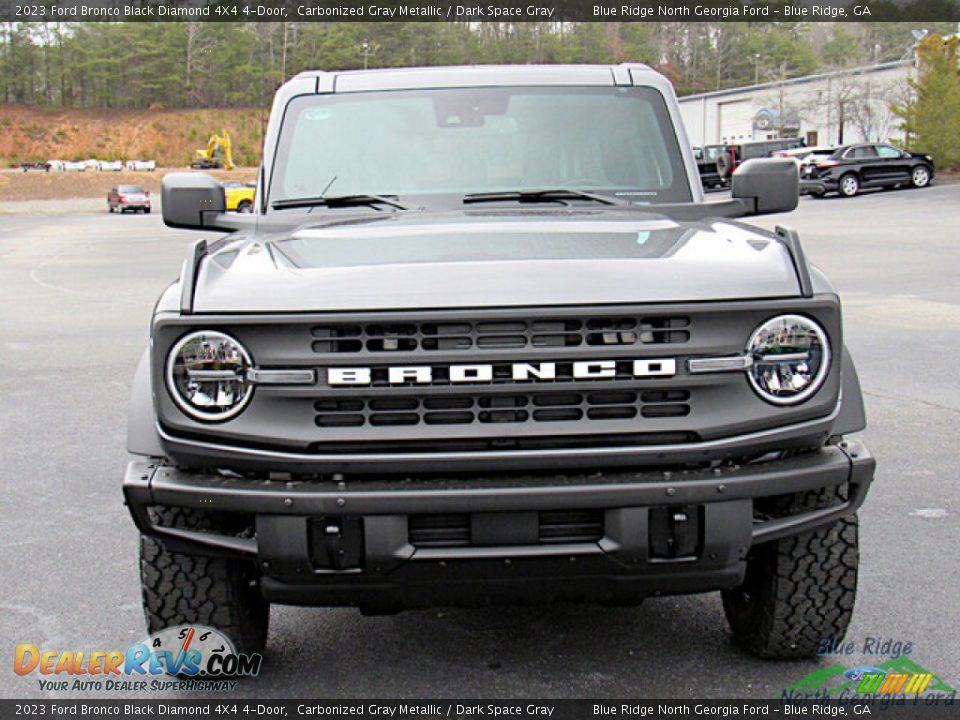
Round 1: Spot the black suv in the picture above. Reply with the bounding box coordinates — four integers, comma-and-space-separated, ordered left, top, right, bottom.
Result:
800, 143, 935, 197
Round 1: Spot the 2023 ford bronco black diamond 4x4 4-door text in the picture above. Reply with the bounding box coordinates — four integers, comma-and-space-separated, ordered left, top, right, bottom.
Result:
123, 64, 875, 659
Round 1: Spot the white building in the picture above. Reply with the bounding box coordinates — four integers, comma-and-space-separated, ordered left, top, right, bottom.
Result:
678, 60, 913, 148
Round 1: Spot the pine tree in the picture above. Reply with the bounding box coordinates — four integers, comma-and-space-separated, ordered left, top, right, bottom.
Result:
894, 35, 960, 169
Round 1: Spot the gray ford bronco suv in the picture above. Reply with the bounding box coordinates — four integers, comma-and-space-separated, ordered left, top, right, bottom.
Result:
124, 64, 874, 659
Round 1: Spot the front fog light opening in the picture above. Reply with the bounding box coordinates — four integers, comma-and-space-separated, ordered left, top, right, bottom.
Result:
746, 314, 830, 406
166, 331, 254, 421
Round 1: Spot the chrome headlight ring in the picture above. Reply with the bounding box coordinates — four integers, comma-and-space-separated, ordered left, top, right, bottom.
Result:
165, 330, 254, 422
746, 314, 831, 406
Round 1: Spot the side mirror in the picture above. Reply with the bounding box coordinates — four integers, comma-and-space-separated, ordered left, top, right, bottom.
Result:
731, 158, 798, 215
161, 172, 226, 230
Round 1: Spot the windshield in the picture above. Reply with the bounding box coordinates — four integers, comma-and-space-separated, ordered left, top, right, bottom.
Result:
119, 185, 145, 193
269, 86, 691, 207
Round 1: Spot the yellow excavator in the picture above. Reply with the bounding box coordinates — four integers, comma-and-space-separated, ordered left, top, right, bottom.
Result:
191, 130, 234, 170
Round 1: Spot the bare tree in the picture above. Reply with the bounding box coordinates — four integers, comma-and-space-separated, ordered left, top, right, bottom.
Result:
185, 23, 213, 107
848, 75, 904, 142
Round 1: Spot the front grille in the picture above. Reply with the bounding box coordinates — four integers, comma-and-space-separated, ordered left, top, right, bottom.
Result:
159, 300, 843, 461
311, 315, 690, 354
538, 510, 604, 544
315, 390, 690, 428
408, 510, 605, 548
409, 514, 470, 548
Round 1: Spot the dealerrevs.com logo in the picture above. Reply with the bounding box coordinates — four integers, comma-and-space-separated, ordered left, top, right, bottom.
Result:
14, 625, 262, 693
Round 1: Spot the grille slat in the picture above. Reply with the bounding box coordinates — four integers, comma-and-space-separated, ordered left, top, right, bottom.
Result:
538, 510, 605, 543
408, 510, 605, 548
311, 315, 690, 355
314, 390, 690, 428
409, 514, 470, 547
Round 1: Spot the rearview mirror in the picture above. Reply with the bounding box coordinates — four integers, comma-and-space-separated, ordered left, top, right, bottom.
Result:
731, 159, 798, 215
162, 172, 227, 230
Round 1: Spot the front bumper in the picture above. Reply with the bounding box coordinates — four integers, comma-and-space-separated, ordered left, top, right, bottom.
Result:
124, 439, 874, 610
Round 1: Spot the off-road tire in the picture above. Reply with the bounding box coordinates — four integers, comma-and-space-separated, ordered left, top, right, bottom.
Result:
140, 506, 269, 654
721, 486, 858, 659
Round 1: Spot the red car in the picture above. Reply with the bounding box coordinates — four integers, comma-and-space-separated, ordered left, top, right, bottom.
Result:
108, 185, 151, 214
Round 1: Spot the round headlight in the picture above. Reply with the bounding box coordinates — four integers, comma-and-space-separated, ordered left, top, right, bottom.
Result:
746, 315, 830, 405
166, 331, 253, 421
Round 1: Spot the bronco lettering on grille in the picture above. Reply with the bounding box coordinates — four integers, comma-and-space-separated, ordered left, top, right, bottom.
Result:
326, 359, 677, 386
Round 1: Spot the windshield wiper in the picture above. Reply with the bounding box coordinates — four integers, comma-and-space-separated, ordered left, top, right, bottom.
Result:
271, 194, 408, 211
463, 189, 623, 206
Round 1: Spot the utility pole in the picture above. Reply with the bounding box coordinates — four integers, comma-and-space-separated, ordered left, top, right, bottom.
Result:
281, 22, 288, 83
258, 30, 265, 143
777, 62, 786, 138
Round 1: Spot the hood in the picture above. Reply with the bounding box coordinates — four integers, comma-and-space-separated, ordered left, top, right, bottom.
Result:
191, 210, 802, 313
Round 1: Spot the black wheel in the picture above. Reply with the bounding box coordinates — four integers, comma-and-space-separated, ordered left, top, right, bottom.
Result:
108, 205, 115, 213
721, 486, 858, 659
910, 165, 931, 188
237, 200, 253, 214
145, 207, 152, 214
140, 506, 269, 654
838, 173, 859, 197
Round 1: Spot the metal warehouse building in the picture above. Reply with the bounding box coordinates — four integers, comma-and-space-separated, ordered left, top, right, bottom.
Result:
678, 60, 913, 149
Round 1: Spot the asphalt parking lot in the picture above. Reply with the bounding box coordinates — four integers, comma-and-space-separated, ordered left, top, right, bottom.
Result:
1, 184, 958, 699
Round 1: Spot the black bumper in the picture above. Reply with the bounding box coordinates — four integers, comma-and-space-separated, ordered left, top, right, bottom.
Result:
800, 178, 834, 195
124, 440, 874, 610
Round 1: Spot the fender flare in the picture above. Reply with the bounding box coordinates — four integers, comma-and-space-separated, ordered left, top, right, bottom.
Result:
836, 345, 867, 435
127, 349, 165, 457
